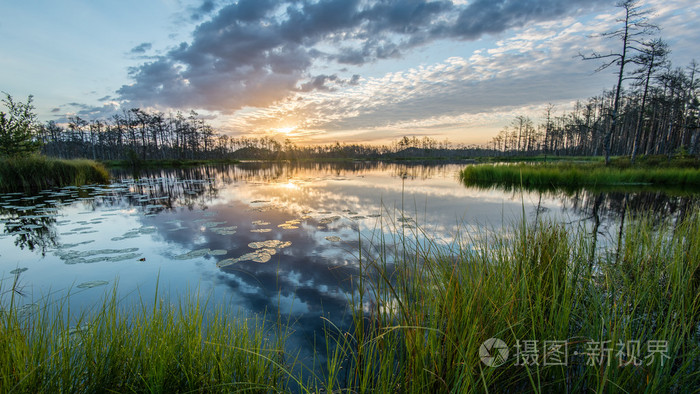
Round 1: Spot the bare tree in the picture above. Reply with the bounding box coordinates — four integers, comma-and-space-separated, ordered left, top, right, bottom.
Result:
580, 0, 658, 165
630, 38, 669, 163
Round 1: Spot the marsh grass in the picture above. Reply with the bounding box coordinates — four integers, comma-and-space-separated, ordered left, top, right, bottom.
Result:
460, 162, 700, 192
0, 155, 110, 193
2, 208, 699, 392
0, 283, 290, 393
320, 208, 700, 392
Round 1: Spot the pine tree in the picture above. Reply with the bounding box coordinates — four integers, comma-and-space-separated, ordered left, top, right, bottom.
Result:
0, 93, 40, 156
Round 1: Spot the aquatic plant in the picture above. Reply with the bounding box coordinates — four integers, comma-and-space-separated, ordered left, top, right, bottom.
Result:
0, 283, 290, 393
320, 207, 700, 392
0, 155, 110, 193
2, 207, 699, 392
460, 162, 700, 191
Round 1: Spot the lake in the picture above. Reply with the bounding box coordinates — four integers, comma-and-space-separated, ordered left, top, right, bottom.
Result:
1, 161, 696, 362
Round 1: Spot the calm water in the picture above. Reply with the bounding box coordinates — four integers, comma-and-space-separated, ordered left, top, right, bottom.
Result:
1, 161, 696, 360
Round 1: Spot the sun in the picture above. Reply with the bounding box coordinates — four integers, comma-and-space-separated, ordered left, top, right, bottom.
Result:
274, 126, 296, 135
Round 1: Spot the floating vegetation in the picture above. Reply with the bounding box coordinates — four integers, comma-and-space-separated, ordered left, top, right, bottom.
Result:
248, 240, 291, 250
111, 226, 156, 241
252, 220, 270, 226
350, 215, 366, 220
111, 230, 140, 241
10, 268, 28, 275
76, 280, 109, 289
173, 248, 213, 260
324, 236, 342, 242
250, 200, 270, 204
139, 226, 157, 234
250, 228, 272, 233
201, 221, 227, 228
210, 226, 237, 235
54, 248, 141, 265
342, 210, 359, 215
59, 240, 95, 249
217, 240, 291, 267
209, 249, 227, 256
367, 214, 382, 218
278, 219, 301, 230
318, 216, 341, 225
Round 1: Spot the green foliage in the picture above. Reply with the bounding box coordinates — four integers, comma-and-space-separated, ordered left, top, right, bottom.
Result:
0, 93, 41, 157
0, 155, 110, 192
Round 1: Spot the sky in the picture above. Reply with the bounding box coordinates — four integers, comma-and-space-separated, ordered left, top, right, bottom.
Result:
1, 0, 699, 146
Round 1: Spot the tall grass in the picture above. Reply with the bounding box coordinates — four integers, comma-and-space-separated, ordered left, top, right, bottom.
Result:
460, 162, 700, 191
0, 284, 290, 393
2, 209, 699, 392
322, 209, 700, 392
0, 155, 110, 193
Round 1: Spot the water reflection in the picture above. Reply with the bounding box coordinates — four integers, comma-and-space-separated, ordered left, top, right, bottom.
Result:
2, 162, 698, 366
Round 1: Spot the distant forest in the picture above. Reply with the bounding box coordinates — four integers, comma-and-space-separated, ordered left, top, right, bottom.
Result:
29, 2, 699, 163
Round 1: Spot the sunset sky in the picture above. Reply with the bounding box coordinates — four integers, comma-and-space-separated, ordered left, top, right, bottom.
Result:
1, 0, 699, 145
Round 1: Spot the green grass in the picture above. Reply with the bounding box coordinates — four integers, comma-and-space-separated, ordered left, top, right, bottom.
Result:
2, 209, 699, 392
0, 284, 291, 393
328, 208, 700, 392
460, 162, 700, 191
0, 155, 110, 193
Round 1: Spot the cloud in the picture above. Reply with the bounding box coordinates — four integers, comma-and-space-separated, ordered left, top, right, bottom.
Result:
129, 42, 152, 54
116, 0, 609, 114
219, 14, 617, 143
51, 102, 121, 122
190, 0, 219, 21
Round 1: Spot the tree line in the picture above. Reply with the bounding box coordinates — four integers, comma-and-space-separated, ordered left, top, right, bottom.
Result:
489, 0, 699, 163
4, 0, 696, 163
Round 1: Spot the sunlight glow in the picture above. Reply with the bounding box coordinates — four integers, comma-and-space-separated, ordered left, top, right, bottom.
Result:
274, 126, 296, 135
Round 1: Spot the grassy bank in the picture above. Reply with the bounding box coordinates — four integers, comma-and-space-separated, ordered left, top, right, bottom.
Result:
2, 210, 699, 392
0, 155, 110, 193
460, 162, 700, 191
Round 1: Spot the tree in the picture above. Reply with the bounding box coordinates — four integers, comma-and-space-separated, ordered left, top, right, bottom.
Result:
630, 38, 669, 163
580, 0, 658, 165
0, 93, 41, 156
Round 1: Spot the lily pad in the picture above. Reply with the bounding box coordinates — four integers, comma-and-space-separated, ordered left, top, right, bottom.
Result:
318, 216, 341, 225
325, 236, 342, 242
173, 248, 212, 260
77, 280, 109, 289
10, 268, 28, 275
248, 240, 291, 249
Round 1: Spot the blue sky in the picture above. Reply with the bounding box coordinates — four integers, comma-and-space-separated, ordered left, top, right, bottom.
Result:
1, 0, 699, 145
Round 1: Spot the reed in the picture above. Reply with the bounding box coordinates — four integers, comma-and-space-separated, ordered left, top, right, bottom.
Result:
0, 155, 110, 192
460, 162, 700, 191
0, 283, 290, 393
322, 208, 700, 392
2, 208, 699, 392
